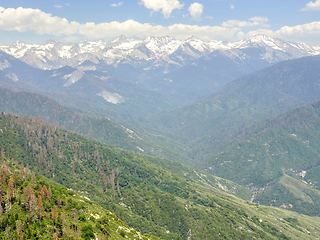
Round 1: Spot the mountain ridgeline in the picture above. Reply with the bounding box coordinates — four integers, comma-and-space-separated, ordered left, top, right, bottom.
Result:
1, 35, 319, 109
153, 55, 320, 162
0, 87, 192, 165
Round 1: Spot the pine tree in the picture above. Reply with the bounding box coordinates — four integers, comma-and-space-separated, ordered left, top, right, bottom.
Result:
37, 195, 44, 220
11, 171, 18, 188
57, 196, 62, 208
43, 185, 48, 200
16, 220, 23, 240
48, 186, 53, 201
61, 212, 70, 239
7, 180, 15, 202
0, 170, 6, 185
29, 188, 38, 222
51, 205, 58, 223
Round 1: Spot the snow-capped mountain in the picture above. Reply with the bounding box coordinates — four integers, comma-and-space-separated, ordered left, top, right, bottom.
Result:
0, 35, 318, 71
1, 35, 320, 113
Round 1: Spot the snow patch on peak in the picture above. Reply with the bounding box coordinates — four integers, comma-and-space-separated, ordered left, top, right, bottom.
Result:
235, 35, 287, 51
97, 90, 125, 104
185, 37, 209, 52
13, 40, 27, 48
63, 70, 84, 87
5, 73, 18, 82
115, 40, 142, 50
0, 35, 319, 71
0, 59, 11, 70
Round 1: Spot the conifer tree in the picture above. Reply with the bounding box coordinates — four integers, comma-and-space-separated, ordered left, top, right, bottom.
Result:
16, 220, 23, 240
37, 195, 44, 220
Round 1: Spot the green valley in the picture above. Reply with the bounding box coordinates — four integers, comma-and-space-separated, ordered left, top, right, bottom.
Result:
2, 112, 320, 239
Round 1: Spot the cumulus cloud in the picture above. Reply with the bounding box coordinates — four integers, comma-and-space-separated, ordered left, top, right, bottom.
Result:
139, 0, 184, 18
300, 0, 320, 11
245, 29, 275, 39
78, 20, 240, 41
222, 16, 270, 28
245, 21, 320, 44
276, 21, 320, 38
54, 5, 63, 8
188, 3, 204, 21
110, 2, 123, 7
0, 6, 238, 41
236, 31, 245, 40
1, 6, 320, 44
0, 7, 79, 36
230, 4, 235, 9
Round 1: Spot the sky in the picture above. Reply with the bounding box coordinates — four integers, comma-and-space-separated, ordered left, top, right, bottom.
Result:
0, 0, 319, 45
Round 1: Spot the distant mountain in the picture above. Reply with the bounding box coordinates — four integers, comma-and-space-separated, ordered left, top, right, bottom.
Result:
154, 55, 320, 162
1, 35, 319, 102
156, 45, 294, 99
0, 52, 181, 123
0, 87, 143, 151
1, 35, 318, 71
0, 87, 190, 163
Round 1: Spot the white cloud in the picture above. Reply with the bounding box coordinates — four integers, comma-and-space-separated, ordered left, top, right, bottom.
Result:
222, 16, 270, 28
0, 7, 79, 36
111, 2, 123, 7
139, 0, 184, 18
64, 35, 80, 42
205, 16, 213, 20
245, 21, 320, 44
1, 6, 320, 44
230, 4, 235, 9
301, 0, 320, 11
0, 6, 238, 41
236, 31, 245, 40
54, 5, 63, 8
188, 3, 204, 21
78, 20, 240, 41
245, 29, 275, 39
276, 21, 320, 38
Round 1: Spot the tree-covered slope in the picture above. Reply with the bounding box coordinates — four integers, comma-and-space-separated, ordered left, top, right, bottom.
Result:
201, 99, 320, 216
0, 159, 158, 239
153, 55, 320, 164
0, 87, 148, 150
1, 112, 320, 239
0, 87, 191, 164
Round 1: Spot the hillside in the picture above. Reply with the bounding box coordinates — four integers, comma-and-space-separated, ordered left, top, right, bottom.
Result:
0, 159, 158, 239
200, 99, 320, 216
2, 112, 320, 239
0, 87, 191, 166
153, 55, 320, 163
0, 62, 181, 123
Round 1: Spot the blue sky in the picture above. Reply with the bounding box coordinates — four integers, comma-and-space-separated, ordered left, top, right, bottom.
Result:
0, 0, 319, 44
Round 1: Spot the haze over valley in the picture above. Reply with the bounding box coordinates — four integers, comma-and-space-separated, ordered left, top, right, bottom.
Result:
1, 1, 320, 239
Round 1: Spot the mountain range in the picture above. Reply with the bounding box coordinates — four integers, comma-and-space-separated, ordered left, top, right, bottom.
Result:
1, 35, 320, 102
1, 35, 319, 71
2, 34, 320, 239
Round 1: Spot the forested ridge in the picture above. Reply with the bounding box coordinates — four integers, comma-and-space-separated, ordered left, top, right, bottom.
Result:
1, 112, 320, 239
0, 160, 158, 239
